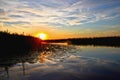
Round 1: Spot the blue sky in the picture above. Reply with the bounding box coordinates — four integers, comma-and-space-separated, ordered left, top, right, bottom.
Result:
0, 0, 120, 39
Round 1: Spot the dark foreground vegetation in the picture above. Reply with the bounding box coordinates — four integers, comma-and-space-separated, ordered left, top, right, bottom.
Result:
45, 37, 120, 47
0, 31, 42, 56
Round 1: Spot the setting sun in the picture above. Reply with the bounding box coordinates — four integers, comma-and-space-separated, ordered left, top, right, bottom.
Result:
39, 33, 47, 40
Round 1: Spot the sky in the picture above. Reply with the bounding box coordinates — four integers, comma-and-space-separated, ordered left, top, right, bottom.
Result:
0, 0, 120, 39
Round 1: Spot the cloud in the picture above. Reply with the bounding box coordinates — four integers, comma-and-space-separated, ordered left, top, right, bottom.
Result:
0, 8, 7, 20
0, 8, 5, 15
0, 0, 120, 28
3, 21, 30, 25
9, 15, 23, 18
62, 0, 120, 25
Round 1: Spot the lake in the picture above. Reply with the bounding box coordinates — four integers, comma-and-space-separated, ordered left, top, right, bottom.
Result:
0, 43, 120, 80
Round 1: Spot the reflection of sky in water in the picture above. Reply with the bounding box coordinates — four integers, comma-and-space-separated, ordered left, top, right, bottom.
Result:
0, 44, 120, 80
76, 46, 120, 62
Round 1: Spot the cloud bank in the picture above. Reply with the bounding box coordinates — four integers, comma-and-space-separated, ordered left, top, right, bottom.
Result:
0, 0, 120, 27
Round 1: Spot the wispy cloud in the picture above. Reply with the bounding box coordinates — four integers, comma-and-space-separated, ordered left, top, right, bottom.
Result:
1, 0, 120, 27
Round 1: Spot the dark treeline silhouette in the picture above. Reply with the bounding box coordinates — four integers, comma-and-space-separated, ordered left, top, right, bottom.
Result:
45, 37, 120, 47
0, 31, 43, 56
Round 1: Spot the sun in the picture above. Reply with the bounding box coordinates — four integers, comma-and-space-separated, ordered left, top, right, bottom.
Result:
39, 33, 47, 40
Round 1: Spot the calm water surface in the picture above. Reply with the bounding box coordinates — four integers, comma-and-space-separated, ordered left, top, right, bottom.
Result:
0, 43, 120, 80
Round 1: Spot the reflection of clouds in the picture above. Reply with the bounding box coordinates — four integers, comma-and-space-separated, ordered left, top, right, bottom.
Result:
7, 55, 120, 80
38, 44, 120, 71
38, 44, 80, 63
39, 51, 53, 63
39, 52, 45, 63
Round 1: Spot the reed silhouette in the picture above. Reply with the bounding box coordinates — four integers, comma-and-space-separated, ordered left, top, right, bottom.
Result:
0, 31, 43, 56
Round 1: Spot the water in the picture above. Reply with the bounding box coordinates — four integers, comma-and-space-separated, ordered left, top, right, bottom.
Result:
0, 43, 120, 80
